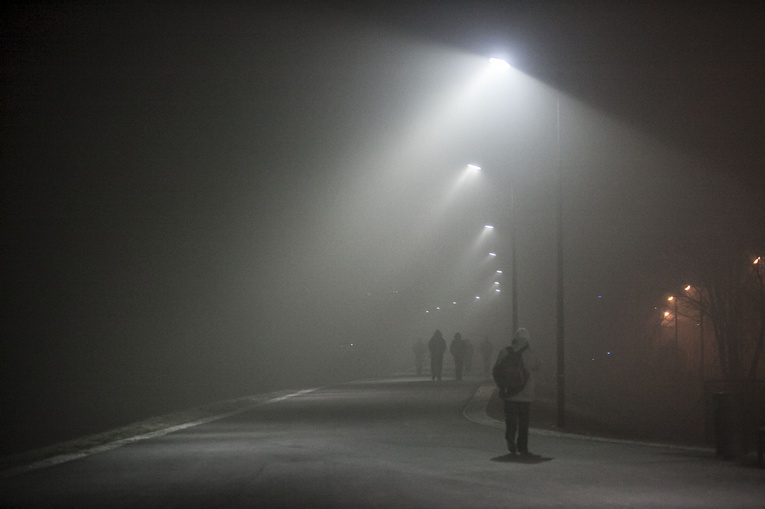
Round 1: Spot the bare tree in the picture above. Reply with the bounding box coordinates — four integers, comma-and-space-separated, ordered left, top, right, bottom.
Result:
664, 235, 765, 456
678, 248, 765, 384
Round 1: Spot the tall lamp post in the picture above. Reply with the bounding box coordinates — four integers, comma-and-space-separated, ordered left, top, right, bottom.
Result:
488, 59, 521, 337
510, 176, 519, 334
684, 284, 705, 386
555, 93, 566, 429
754, 257, 764, 380
489, 57, 565, 428
668, 295, 679, 370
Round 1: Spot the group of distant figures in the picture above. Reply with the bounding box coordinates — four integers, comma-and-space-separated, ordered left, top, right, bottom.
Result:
413, 328, 542, 458
411, 330, 494, 381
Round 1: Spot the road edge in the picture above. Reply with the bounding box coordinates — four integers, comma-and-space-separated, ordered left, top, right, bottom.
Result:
0, 387, 319, 479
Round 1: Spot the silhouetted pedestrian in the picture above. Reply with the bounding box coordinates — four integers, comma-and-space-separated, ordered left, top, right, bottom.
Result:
412, 338, 426, 376
450, 332, 467, 381
428, 330, 446, 381
463, 338, 474, 375
493, 328, 541, 456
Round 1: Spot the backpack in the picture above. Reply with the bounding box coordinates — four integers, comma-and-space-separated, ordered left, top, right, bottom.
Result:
493, 346, 529, 398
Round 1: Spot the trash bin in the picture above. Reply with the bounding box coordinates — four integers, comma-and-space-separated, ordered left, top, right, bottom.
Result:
713, 392, 733, 458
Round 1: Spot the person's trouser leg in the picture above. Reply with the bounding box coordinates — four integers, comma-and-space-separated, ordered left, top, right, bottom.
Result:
432, 355, 443, 380
503, 400, 519, 453
455, 358, 463, 380
517, 402, 531, 453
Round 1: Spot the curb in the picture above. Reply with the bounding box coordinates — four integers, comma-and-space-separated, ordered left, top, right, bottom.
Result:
464, 381, 714, 454
0, 387, 319, 479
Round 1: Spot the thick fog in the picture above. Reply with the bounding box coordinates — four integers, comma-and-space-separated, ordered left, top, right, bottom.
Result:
3, 3, 764, 453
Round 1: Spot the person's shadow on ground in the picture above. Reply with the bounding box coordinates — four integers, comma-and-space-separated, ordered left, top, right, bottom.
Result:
491, 453, 553, 464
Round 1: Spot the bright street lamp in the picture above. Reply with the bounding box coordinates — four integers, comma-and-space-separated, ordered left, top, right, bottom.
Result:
488, 57, 512, 72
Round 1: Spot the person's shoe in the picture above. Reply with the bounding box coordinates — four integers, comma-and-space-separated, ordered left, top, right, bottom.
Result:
519, 451, 539, 458
507, 443, 517, 455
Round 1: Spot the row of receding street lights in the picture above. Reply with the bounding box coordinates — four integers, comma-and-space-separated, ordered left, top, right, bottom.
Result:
483, 219, 518, 334
420, 171, 512, 320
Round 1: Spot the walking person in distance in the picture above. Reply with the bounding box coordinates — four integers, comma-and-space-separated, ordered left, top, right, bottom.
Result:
450, 332, 467, 381
428, 329, 447, 381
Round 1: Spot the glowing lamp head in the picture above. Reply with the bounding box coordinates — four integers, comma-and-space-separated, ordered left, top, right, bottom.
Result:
488, 57, 511, 71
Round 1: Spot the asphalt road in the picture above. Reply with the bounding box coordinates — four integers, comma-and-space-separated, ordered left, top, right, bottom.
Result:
2, 374, 764, 508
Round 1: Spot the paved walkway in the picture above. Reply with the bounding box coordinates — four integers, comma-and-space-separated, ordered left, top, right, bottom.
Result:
1, 375, 764, 508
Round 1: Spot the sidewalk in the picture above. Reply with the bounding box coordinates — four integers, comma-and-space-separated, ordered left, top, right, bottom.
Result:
2, 374, 759, 480
0, 388, 311, 477
4, 374, 765, 508
468, 381, 715, 453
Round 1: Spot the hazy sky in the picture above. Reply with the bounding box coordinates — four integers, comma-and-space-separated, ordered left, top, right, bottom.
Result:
2, 1, 764, 417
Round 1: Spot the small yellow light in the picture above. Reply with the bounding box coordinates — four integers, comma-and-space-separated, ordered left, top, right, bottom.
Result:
667, 296, 674, 302
684, 285, 691, 291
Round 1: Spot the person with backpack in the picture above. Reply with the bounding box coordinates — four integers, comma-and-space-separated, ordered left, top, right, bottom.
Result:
492, 328, 541, 456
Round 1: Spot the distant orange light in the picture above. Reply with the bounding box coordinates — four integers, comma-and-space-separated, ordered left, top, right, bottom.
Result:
667, 296, 674, 302
664, 311, 670, 317
684, 285, 691, 291
755, 257, 761, 265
